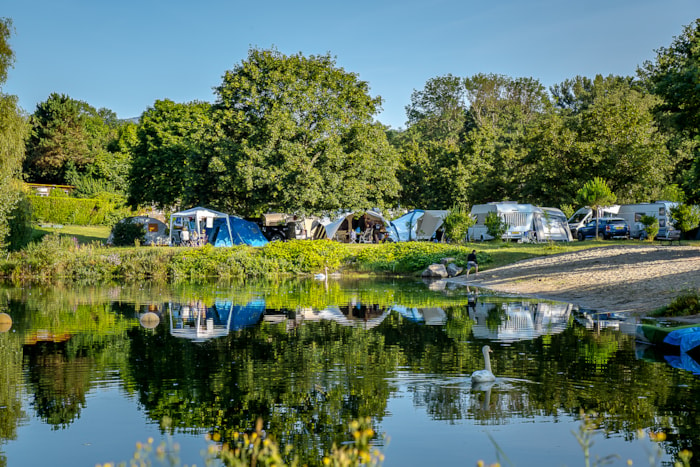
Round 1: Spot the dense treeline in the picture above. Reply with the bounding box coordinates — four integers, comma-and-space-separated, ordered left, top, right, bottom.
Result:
2, 18, 700, 251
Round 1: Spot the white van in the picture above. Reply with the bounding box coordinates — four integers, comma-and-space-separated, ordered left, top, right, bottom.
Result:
615, 201, 678, 239
567, 206, 619, 236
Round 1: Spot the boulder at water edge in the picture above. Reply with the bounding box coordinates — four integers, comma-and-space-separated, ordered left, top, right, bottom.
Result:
446, 263, 463, 277
422, 263, 449, 278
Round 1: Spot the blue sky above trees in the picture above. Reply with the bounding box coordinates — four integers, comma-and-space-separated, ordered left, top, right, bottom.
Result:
3, 0, 698, 129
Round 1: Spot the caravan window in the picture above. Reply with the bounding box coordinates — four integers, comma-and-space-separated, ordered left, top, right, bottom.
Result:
659, 207, 666, 216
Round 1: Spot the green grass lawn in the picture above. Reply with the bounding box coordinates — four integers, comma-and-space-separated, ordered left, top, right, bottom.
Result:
32, 224, 112, 245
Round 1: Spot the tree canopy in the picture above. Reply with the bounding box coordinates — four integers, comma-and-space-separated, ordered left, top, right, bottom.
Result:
0, 17, 28, 252
210, 48, 400, 216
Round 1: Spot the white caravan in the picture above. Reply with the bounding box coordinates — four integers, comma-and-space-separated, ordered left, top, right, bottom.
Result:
468, 202, 572, 242
615, 201, 678, 239
567, 205, 620, 236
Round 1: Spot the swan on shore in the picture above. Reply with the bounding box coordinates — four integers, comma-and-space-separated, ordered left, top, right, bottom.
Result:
471, 345, 496, 383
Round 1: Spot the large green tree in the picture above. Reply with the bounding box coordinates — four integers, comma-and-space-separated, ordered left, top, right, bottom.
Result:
462, 73, 550, 203
398, 74, 486, 209
23, 93, 127, 195
522, 75, 673, 205
127, 99, 216, 209
639, 19, 700, 202
211, 48, 400, 216
0, 18, 29, 252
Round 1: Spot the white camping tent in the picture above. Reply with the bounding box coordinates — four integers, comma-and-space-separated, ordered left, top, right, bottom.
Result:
320, 210, 388, 242
386, 209, 449, 242
169, 207, 232, 246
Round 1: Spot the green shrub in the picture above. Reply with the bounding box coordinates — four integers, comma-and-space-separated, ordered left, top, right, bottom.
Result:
7, 191, 33, 251
639, 215, 659, 241
442, 204, 475, 243
110, 219, 146, 246
261, 240, 349, 273
29, 193, 133, 226
657, 290, 700, 317
353, 242, 491, 274
485, 212, 508, 241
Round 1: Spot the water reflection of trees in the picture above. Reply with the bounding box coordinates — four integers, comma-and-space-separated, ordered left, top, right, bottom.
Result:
3, 282, 700, 463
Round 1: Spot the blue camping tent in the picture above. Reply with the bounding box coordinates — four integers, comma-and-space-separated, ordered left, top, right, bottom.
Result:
210, 216, 269, 247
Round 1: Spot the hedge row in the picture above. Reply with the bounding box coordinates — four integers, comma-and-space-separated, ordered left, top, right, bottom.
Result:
29, 195, 130, 226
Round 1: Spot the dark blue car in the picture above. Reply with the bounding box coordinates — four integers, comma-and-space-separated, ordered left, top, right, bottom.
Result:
576, 217, 630, 241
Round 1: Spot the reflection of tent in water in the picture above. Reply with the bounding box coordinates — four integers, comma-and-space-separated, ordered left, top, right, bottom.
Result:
297, 304, 389, 329
225, 299, 266, 331
636, 324, 700, 375
471, 300, 572, 342
169, 299, 265, 341
386, 210, 449, 242
391, 305, 447, 325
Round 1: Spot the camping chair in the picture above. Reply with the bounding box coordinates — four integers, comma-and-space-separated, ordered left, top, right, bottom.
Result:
359, 228, 373, 243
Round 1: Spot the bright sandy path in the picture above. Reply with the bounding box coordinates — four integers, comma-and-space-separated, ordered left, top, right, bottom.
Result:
451, 244, 700, 314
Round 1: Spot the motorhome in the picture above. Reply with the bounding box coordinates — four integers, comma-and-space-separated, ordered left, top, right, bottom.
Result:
615, 201, 678, 239
567, 206, 620, 236
468, 202, 572, 242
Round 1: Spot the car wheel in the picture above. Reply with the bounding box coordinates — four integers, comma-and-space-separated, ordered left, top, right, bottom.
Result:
577, 232, 585, 241
269, 233, 285, 242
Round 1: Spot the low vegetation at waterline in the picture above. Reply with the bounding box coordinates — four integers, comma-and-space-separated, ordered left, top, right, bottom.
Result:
652, 290, 700, 318
99, 414, 692, 467
0, 232, 596, 281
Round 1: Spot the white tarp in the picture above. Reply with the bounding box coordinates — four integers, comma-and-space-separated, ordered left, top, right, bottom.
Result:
387, 209, 449, 242
169, 206, 232, 246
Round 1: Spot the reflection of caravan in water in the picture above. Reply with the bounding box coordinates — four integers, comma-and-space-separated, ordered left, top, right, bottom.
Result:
468, 202, 572, 242
470, 300, 572, 342
615, 201, 678, 239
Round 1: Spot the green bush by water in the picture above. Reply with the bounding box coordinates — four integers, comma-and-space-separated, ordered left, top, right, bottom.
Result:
0, 235, 587, 282
653, 289, 700, 317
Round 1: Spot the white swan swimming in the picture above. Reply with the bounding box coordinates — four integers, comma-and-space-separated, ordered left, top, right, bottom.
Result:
471, 345, 496, 383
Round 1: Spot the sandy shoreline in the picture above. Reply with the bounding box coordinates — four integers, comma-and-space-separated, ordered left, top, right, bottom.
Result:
450, 244, 700, 314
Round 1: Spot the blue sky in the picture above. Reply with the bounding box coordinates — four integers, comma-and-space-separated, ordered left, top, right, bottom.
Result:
3, 1, 698, 129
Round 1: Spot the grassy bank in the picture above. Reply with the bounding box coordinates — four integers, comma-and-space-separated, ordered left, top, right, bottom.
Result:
0, 230, 607, 282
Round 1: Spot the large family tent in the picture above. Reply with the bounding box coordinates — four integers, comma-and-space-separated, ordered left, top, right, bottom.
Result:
320, 210, 388, 242
169, 207, 230, 246
169, 207, 268, 247
386, 209, 449, 242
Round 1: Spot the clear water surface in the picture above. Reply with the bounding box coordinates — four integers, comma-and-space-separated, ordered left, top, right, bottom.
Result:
0, 277, 698, 466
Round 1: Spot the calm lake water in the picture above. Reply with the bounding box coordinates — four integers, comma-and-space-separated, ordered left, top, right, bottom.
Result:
1, 277, 699, 466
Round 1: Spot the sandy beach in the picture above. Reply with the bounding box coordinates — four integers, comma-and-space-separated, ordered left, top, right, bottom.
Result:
452, 244, 700, 314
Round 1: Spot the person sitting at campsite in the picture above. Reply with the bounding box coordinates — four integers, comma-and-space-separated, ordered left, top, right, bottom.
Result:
466, 250, 478, 277
372, 222, 382, 243
180, 226, 190, 246
349, 228, 357, 243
